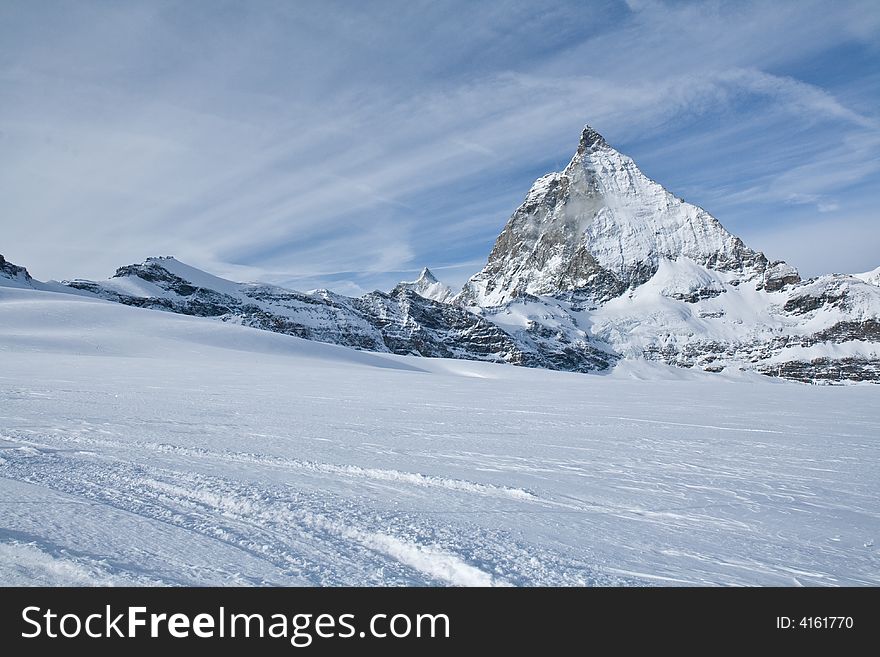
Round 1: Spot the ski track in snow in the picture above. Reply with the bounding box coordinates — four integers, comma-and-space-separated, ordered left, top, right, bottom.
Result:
0, 435, 600, 586
0, 540, 161, 586
606, 417, 788, 434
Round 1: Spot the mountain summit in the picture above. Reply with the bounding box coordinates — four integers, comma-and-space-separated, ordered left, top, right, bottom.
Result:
459, 125, 792, 307
395, 267, 455, 304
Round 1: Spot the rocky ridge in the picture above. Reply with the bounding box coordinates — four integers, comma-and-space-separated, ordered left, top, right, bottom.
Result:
63, 256, 614, 372
0, 254, 34, 287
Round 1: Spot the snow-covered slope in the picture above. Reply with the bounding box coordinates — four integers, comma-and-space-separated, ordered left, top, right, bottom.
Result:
2, 285, 878, 586
590, 258, 880, 379
0, 253, 72, 294
855, 265, 880, 287
396, 268, 455, 304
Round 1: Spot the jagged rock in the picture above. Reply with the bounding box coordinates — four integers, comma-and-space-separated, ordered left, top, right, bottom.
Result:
763, 261, 800, 292
67, 258, 389, 352
61, 257, 614, 373
0, 254, 33, 286
759, 357, 880, 384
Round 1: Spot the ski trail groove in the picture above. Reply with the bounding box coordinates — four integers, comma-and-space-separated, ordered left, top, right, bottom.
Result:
0, 437, 611, 585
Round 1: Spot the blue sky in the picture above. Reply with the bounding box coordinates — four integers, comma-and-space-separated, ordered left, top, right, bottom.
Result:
2, 0, 879, 294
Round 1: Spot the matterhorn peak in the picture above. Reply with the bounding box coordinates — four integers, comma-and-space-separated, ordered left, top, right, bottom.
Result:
458, 124, 775, 307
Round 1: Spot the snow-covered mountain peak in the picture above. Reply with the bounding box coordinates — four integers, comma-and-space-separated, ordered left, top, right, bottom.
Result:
854, 265, 880, 287
114, 256, 193, 279
110, 256, 179, 279
417, 267, 438, 284
102, 256, 244, 297
395, 267, 455, 304
459, 126, 785, 307
576, 124, 609, 153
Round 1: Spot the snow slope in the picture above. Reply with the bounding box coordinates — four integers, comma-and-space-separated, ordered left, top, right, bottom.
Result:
591, 259, 880, 371
1, 286, 878, 586
0, 253, 69, 293
855, 266, 880, 287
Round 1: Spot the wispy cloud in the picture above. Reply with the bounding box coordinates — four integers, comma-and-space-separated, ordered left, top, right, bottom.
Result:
743, 210, 880, 277
1, 0, 878, 290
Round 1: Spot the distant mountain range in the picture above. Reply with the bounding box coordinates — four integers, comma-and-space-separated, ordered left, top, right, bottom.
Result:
4, 127, 879, 382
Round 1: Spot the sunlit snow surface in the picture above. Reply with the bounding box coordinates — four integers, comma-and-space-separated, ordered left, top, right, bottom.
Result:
1, 287, 878, 586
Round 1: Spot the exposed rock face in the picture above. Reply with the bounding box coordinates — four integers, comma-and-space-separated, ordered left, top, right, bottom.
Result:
585, 263, 880, 382
763, 261, 801, 292
0, 254, 34, 287
64, 257, 613, 372
354, 287, 524, 362
759, 357, 880, 383
66, 257, 386, 351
